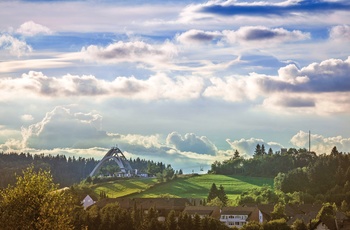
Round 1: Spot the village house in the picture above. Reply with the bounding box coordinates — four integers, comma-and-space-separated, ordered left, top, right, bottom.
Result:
82, 195, 96, 209
220, 206, 259, 228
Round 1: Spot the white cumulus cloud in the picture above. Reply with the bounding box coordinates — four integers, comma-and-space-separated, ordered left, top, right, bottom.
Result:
21, 114, 34, 122
329, 24, 350, 41
16, 21, 53, 37
0, 34, 32, 56
81, 41, 177, 68
166, 132, 218, 155
0, 71, 204, 101
226, 137, 283, 157
21, 106, 108, 149
291, 130, 350, 154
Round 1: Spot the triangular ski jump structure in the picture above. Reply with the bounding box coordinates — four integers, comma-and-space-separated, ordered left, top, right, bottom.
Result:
89, 146, 133, 177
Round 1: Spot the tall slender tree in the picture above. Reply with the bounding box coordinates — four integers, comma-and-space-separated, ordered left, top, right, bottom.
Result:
166, 210, 177, 230
218, 185, 228, 207
254, 144, 262, 156
207, 183, 218, 202
234, 150, 240, 158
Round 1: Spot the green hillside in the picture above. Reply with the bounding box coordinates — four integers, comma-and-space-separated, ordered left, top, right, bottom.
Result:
90, 177, 158, 198
90, 174, 273, 201
128, 174, 273, 200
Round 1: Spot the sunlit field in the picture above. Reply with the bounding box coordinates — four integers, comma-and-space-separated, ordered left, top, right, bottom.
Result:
90, 174, 273, 201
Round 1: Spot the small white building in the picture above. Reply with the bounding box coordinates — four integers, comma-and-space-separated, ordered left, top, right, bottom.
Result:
82, 195, 95, 209
220, 207, 259, 228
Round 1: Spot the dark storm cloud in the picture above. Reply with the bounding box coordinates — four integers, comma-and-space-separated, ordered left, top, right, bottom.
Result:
200, 0, 350, 17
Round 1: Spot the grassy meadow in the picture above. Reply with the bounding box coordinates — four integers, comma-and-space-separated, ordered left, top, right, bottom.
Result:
90, 177, 158, 198
90, 174, 273, 201
128, 174, 273, 200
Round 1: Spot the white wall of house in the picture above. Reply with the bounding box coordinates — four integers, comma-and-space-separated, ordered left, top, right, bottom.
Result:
220, 214, 248, 228
82, 195, 95, 209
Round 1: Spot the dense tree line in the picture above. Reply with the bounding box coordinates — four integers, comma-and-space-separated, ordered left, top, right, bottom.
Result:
209, 147, 316, 177
0, 152, 171, 188
211, 146, 350, 206
0, 152, 98, 188
274, 147, 350, 206
75, 204, 230, 230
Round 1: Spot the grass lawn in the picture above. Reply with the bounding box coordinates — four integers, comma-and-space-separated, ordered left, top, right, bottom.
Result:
127, 174, 273, 201
90, 177, 158, 198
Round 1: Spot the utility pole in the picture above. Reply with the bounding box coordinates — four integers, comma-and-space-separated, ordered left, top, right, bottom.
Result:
309, 130, 311, 153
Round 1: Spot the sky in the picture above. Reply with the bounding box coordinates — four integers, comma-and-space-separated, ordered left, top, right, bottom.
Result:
1, 0, 350, 173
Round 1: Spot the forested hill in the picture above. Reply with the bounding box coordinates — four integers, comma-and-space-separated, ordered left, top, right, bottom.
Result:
0, 152, 169, 188
0, 152, 98, 188
210, 146, 350, 205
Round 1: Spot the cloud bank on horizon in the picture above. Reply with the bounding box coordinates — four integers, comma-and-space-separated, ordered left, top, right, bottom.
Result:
0, 0, 349, 172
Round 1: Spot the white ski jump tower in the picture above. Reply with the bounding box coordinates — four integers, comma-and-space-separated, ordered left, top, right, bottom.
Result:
89, 146, 133, 177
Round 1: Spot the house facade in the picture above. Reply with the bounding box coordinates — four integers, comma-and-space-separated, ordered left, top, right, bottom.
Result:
220, 207, 259, 228
82, 195, 95, 209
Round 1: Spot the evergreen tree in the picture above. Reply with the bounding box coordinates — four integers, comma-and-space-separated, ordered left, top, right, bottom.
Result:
254, 144, 262, 156
100, 190, 108, 199
132, 202, 143, 230
141, 207, 163, 230
218, 184, 228, 207
268, 148, 274, 155
234, 150, 240, 158
182, 212, 193, 230
177, 212, 186, 230
99, 203, 133, 230
330, 146, 340, 156
193, 213, 201, 230
207, 183, 218, 202
261, 144, 266, 155
201, 216, 210, 230
166, 210, 177, 230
